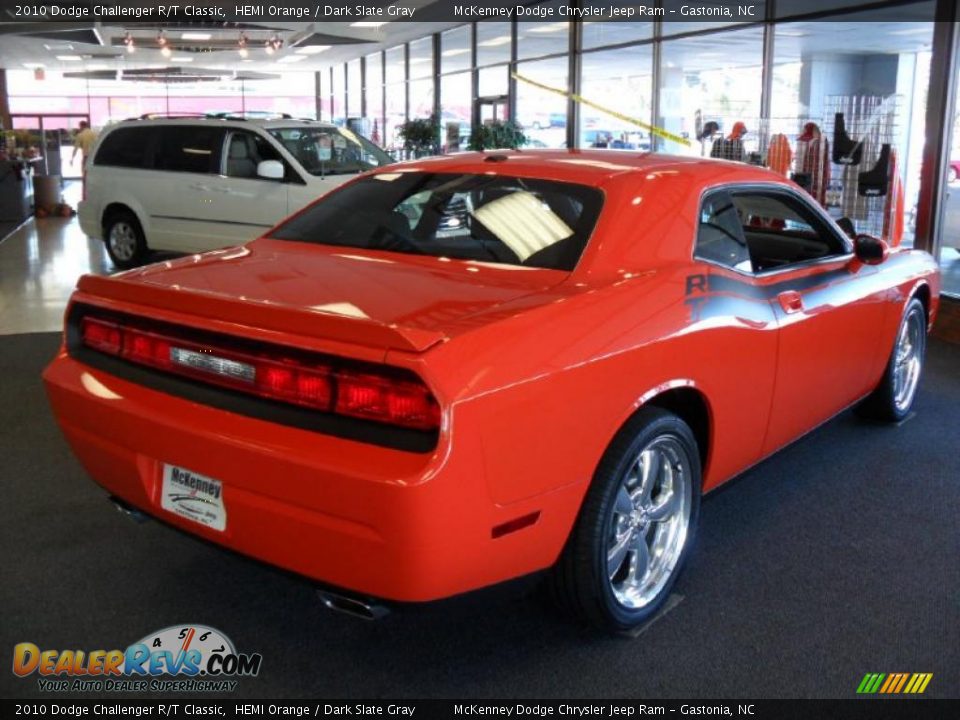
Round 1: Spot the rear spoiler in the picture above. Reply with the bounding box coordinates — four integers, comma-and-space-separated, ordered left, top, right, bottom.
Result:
75, 274, 445, 354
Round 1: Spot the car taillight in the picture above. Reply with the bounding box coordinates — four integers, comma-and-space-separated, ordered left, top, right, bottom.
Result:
79, 316, 438, 431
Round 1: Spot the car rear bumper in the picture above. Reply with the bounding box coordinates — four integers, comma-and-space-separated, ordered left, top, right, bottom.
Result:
43, 350, 578, 602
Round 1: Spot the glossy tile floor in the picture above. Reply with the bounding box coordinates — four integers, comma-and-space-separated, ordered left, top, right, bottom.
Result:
0, 182, 112, 335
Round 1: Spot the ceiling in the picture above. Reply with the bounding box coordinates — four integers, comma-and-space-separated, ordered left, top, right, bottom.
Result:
0, 2, 459, 79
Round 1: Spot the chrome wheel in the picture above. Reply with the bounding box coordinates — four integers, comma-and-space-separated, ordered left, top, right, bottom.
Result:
893, 308, 924, 413
108, 221, 138, 261
607, 436, 692, 610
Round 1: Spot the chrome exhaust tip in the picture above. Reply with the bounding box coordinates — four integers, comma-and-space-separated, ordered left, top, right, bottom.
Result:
317, 590, 390, 621
109, 496, 149, 524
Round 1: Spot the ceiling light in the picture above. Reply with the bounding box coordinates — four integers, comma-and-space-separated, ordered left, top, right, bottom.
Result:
170, 56, 193, 63
478, 36, 511, 47
123, 33, 135, 53
238, 32, 249, 58
56, 55, 83, 62
161, 46, 172, 58
157, 31, 168, 47
22, 62, 45, 69
265, 35, 284, 54
296, 45, 330, 55
351, 21, 387, 28
277, 55, 307, 64
181, 32, 212, 41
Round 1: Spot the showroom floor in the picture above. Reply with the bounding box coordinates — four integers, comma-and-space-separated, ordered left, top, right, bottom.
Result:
1, 184, 958, 698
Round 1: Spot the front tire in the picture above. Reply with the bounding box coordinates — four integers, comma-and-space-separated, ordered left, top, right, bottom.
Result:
858, 296, 927, 422
548, 407, 701, 633
104, 211, 147, 269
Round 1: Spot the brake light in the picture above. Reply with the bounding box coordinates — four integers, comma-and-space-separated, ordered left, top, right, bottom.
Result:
78, 316, 438, 430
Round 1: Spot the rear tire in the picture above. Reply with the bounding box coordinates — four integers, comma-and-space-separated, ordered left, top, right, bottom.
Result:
858, 297, 926, 422
104, 210, 147, 269
547, 407, 701, 634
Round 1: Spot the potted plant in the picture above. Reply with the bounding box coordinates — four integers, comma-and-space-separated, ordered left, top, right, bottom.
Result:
467, 120, 528, 151
398, 115, 440, 158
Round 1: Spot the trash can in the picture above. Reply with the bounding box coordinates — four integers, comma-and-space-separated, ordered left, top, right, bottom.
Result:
33, 174, 62, 212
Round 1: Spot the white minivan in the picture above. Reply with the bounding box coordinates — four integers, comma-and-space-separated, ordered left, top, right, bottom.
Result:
79, 116, 395, 268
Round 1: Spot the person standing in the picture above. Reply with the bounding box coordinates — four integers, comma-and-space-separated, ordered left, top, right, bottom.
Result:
71, 121, 97, 168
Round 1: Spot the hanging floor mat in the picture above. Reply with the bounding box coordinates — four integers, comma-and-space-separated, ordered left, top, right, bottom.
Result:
832, 113, 863, 166
858, 144, 891, 197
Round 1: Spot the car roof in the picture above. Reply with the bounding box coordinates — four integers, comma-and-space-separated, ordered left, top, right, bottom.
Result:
114, 116, 338, 131
373, 149, 788, 187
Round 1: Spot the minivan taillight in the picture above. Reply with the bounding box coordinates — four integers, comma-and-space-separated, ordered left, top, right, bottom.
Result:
79, 316, 440, 431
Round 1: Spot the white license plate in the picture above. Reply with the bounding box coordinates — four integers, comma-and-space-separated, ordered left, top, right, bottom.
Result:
160, 464, 226, 532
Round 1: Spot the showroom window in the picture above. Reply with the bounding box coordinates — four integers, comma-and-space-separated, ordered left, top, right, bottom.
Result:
331, 65, 346, 126
580, 44, 653, 150
657, 26, 764, 156
408, 37, 435, 121
441, 72, 471, 152
939, 25, 960, 298
582, 20, 653, 51
770, 8, 933, 248
517, 1, 569, 60
365, 52, 385, 144
347, 59, 362, 118
441, 26, 471, 75
476, 21, 511, 67
515, 55, 568, 148
384, 45, 406, 153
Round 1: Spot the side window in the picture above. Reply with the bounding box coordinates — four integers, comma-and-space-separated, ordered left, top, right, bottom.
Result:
224, 131, 284, 179
695, 190, 751, 272
93, 127, 156, 169
732, 192, 847, 273
154, 126, 223, 174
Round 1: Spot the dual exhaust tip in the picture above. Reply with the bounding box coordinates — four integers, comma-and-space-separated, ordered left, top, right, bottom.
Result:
108, 496, 390, 620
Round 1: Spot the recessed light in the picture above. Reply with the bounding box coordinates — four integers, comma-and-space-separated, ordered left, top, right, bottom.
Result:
351, 22, 387, 28
181, 32, 212, 41
22, 62, 45, 69
56, 55, 83, 62
296, 45, 331, 55
170, 56, 193, 63
277, 55, 307, 63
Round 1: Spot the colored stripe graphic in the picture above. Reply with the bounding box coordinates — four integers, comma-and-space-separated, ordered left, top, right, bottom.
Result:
858, 673, 932, 694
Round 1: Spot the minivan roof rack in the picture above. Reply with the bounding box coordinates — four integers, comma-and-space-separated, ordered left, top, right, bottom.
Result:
128, 113, 209, 121
205, 111, 294, 120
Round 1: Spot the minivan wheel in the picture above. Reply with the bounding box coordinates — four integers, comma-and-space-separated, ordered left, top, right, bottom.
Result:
547, 407, 701, 634
104, 211, 147, 269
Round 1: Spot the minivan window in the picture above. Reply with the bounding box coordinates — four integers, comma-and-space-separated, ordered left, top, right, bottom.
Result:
270, 172, 604, 272
154, 126, 224, 174
94, 127, 155, 169
267, 126, 392, 176
224, 130, 285, 179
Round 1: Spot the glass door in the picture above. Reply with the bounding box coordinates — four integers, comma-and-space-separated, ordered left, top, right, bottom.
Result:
10, 114, 89, 179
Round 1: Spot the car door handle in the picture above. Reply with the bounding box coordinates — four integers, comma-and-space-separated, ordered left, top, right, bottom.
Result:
777, 290, 804, 314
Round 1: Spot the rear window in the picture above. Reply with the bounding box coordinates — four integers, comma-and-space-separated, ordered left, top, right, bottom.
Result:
154, 126, 224, 174
94, 127, 155, 168
270, 172, 604, 271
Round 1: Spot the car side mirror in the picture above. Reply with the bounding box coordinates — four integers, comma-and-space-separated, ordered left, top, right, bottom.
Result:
257, 160, 284, 181
854, 234, 889, 265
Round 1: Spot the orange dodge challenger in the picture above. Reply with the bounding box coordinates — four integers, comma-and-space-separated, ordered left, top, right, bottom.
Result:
44, 150, 940, 632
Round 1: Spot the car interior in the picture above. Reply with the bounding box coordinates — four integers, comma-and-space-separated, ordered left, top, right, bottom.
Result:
696, 190, 848, 273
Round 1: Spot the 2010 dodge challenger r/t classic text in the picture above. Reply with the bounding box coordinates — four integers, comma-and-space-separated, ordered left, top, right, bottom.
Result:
43, 150, 940, 632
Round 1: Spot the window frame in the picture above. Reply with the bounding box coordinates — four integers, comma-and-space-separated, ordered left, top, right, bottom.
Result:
694, 182, 854, 277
